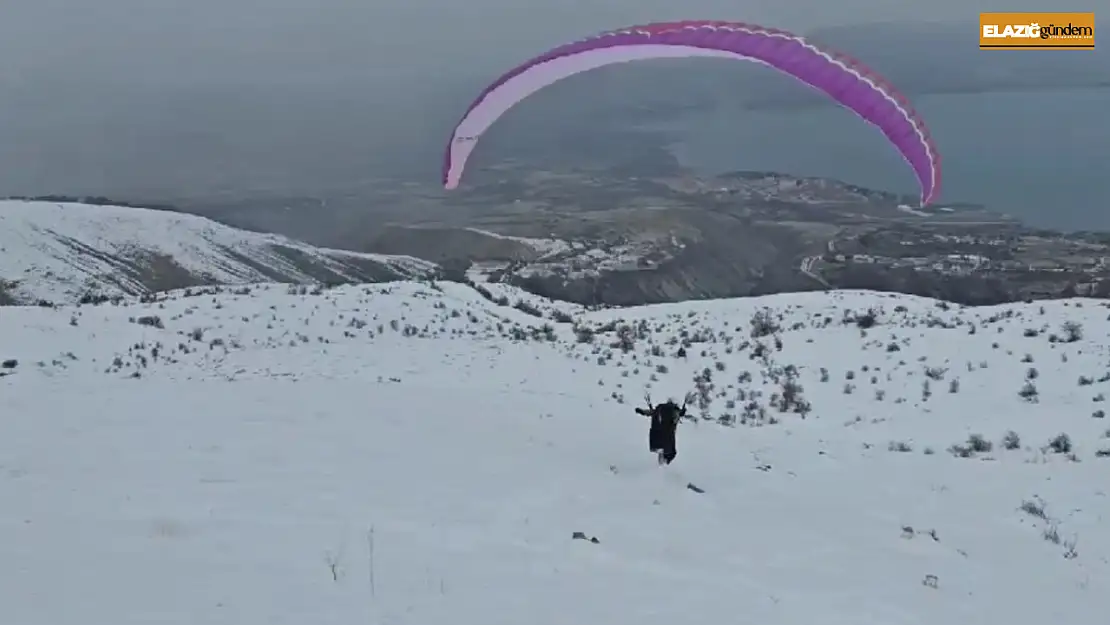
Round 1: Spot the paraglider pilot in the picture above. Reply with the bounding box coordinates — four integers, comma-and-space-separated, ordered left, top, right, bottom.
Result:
635, 394, 687, 465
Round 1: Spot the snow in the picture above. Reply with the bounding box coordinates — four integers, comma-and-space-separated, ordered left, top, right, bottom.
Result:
464, 260, 511, 284
463, 227, 571, 258
461, 233, 672, 283
897, 204, 930, 217
466, 280, 588, 320
0, 200, 435, 303
3, 282, 1109, 624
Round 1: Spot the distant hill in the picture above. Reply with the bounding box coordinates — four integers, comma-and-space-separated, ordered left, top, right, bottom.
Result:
0, 199, 436, 305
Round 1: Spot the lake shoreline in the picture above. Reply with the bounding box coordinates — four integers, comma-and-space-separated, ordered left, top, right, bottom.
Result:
650, 90, 1110, 232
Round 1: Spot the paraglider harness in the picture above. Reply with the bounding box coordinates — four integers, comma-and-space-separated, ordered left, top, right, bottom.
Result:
635, 393, 688, 465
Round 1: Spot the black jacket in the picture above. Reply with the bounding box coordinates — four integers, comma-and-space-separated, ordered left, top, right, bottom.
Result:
635, 401, 685, 433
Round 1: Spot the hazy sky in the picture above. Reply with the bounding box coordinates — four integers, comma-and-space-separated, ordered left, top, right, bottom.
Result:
2, 0, 1084, 89
1, 0, 1105, 202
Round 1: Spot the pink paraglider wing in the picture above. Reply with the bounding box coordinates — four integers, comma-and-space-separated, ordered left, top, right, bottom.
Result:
444, 21, 940, 206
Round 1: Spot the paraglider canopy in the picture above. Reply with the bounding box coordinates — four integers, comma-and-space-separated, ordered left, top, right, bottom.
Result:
443, 20, 941, 206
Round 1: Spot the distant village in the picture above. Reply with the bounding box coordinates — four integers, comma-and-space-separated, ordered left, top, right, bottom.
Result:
816, 230, 1110, 299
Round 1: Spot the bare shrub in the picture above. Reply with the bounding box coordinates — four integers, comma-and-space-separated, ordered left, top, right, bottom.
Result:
1062, 321, 1083, 343
749, 308, 779, 338
967, 434, 992, 453
1019, 497, 1048, 520
1018, 381, 1038, 402
135, 315, 164, 329
1047, 433, 1072, 454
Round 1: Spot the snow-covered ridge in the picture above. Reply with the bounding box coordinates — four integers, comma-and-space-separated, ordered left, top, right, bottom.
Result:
3, 282, 1108, 624
0, 200, 437, 305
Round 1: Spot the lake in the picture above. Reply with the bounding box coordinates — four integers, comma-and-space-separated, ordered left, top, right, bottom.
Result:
662, 89, 1110, 232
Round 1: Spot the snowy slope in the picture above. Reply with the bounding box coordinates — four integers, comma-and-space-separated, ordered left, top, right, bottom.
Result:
2, 282, 1109, 625
0, 200, 436, 304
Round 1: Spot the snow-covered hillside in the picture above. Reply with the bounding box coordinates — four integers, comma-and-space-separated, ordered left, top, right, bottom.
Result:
3, 282, 1109, 624
0, 200, 436, 305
